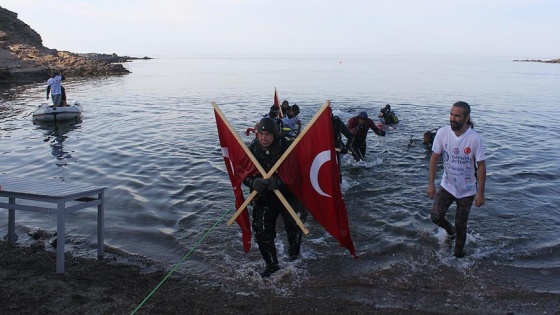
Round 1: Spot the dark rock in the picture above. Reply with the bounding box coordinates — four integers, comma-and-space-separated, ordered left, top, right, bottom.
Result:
0, 5, 150, 86
30, 240, 46, 251
0, 66, 11, 80
28, 229, 52, 240
0, 6, 43, 47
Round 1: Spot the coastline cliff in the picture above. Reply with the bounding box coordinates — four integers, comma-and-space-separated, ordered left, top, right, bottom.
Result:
0, 6, 147, 85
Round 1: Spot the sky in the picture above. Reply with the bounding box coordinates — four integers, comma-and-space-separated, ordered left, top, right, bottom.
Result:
2, 0, 559, 59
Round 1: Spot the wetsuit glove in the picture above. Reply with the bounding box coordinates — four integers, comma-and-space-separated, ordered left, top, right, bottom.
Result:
251, 177, 268, 193
379, 130, 386, 136
267, 176, 282, 190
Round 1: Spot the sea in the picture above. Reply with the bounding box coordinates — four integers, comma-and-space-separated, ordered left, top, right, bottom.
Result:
1, 54, 559, 312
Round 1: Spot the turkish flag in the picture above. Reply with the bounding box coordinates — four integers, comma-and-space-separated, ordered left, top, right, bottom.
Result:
214, 109, 259, 253
277, 106, 356, 257
274, 88, 283, 118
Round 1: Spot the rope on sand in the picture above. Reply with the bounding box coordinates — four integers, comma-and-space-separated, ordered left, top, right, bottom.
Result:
130, 204, 233, 314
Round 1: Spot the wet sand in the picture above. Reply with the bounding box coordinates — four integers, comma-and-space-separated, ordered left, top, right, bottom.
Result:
0, 242, 401, 314
1, 241, 558, 314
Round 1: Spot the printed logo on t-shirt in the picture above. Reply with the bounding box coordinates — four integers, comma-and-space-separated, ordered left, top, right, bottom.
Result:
453, 148, 459, 155
464, 147, 472, 154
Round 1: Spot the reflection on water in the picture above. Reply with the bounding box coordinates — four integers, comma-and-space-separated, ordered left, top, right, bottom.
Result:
1, 83, 41, 115
34, 121, 81, 167
0, 100, 26, 120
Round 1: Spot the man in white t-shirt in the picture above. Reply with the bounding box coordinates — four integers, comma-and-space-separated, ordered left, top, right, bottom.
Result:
427, 101, 486, 258
46, 70, 65, 107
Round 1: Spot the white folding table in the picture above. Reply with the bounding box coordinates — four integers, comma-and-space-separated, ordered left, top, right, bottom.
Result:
0, 176, 106, 273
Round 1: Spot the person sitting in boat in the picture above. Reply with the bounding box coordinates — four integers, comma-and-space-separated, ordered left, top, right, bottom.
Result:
379, 104, 399, 125
281, 104, 301, 138
46, 70, 65, 107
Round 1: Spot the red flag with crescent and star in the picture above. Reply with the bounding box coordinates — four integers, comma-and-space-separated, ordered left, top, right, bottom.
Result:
214, 109, 259, 253
277, 106, 356, 257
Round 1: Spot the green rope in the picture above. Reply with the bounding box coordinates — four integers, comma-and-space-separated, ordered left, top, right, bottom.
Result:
130, 204, 233, 315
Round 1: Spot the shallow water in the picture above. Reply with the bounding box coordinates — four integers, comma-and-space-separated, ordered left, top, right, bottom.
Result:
1, 55, 559, 306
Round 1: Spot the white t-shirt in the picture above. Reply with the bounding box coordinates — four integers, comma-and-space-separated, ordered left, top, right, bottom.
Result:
47, 75, 63, 95
432, 125, 485, 198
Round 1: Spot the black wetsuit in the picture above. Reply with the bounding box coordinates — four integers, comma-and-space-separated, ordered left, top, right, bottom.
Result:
332, 115, 354, 181
332, 115, 354, 151
243, 136, 307, 268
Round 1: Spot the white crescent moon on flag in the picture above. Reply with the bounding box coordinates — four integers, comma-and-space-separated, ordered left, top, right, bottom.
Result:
221, 147, 235, 175
310, 150, 331, 198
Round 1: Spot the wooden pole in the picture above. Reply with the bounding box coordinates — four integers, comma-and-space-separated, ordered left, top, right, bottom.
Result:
221, 100, 332, 230
213, 102, 309, 234
259, 100, 331, 177
212, 102, 266, 175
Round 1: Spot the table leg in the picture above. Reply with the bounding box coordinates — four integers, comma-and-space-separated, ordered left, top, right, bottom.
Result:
7, 197, 18, 244
56, 200, 66, 274
97, 191, 105, 259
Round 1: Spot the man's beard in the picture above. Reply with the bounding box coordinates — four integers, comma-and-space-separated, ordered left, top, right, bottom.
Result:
450, 121, 463, 131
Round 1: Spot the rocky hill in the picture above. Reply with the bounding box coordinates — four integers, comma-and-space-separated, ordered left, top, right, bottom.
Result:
0, 6, 135, 85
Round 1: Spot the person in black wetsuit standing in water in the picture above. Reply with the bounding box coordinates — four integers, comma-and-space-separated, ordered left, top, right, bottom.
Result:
243, 117, 308, 277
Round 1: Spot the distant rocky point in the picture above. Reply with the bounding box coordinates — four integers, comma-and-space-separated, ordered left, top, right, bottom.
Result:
76, 53, 152, 63
0, 6, 150, 85
513, 58, 560, 63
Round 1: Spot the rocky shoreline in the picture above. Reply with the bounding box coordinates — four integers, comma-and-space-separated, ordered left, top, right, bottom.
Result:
0, 6, 149, 86
513, 58, 560, 63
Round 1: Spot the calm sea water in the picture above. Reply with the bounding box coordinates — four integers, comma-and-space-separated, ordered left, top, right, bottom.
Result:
1, 55, 560, 310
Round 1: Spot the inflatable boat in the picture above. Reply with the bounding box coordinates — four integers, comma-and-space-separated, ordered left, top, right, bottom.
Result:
32, 102, 82, 122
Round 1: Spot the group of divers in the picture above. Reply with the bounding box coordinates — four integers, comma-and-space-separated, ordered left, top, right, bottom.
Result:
245, 100, 444, 278
251, 100, 436, 163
